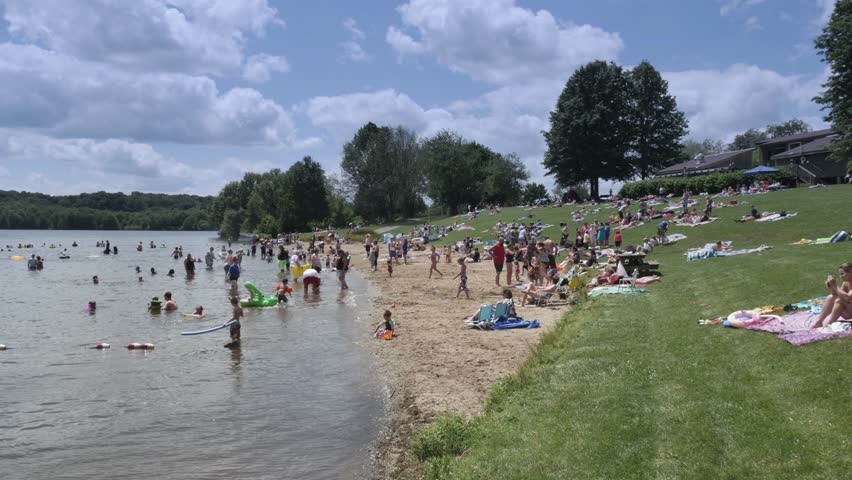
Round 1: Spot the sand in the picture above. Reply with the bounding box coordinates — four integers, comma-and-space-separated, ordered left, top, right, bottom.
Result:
356, 249, 569, 478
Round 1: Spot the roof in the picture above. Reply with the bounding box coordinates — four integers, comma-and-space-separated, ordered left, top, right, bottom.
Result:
770, 135, 836, 160
756, 128, 834, 146
656, 148, 753, 175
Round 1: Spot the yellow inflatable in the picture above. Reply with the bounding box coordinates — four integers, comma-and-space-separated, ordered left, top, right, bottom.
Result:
290, 264, 311, 281
10, 255, 25, 261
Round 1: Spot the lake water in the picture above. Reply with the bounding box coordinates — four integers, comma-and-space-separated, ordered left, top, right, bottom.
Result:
0, 230, 383, 479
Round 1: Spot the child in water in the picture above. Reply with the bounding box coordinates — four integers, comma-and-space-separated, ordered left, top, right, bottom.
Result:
87, 301, 97, 313
226, 296, 243, 348
276, 279, 292, 303
193, 305, 204, 317
147, 296, 162, 313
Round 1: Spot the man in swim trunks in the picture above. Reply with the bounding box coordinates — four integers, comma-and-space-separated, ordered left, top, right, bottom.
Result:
303, 274, 320, 295
489, 238, 505, 286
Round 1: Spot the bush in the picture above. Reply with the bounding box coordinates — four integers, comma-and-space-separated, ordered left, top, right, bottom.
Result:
413, 415, 471, 461
618, 170, 793, 198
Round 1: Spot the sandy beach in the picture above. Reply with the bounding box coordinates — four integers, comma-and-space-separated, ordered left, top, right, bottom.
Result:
355, 248, 570, 478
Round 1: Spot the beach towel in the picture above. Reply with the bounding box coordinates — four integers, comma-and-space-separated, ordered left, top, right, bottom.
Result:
788, 296, 827, 314
687, 248, 718, 261
588, 286, 648, 297
492, 317, 540, 330
675, 217, 718, 227
619, 221, 645, 230
635, 275, 661, 286
755, 212, 798, 222
745, 311, 852, 346
663, 233, 687, 244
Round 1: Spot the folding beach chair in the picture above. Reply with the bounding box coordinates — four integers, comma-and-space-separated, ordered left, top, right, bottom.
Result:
617, 268, 639, 292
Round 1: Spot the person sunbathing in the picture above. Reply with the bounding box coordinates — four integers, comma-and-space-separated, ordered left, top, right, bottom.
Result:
591, 266, 621, 287
520, 275, 560, 306
810, 262, 852, 328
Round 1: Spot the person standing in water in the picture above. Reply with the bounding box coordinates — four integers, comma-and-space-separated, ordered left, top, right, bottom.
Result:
205, 247, 215, 269
225, 296, 243, 349
184, 253, 195, 276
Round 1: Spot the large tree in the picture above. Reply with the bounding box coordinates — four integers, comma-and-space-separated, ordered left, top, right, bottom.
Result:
728, 128, 768, 150
814, 0, 852, 161
279, 156, 330, 230
766, 119, 811, 138
682, 138, 725, 160
627, 61, 689, 179
543, 61, 633, 199
341, 122, 424, 222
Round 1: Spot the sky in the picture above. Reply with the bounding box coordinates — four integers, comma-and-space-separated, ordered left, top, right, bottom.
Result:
0, 0, 837, 196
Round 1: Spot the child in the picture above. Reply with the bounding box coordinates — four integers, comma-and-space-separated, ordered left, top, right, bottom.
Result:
226, 296, 243, 349
453, 257, 470, 299
444, 245, 451, 264
147, 296, 162, 313
373, 309, 395, 338
193, 305, 204, 317
92, 275, 99, 285
387, 257, 393, 278
429, 246, 443, 278
614, 230, 623, 249
277, 279, 292, 303
87, 301, 97, 313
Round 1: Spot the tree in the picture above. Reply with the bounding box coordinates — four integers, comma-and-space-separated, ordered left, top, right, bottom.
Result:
543, 61, 633, 199
682, 138, 725, 160
627, 61, 689, 179
479, 152, 529, 205
815, 0, 852, 161
728, 128, 768, 150
219, 209, 242, 240
420, 130, 480, 214
279, 156, 330, 230
522, 183, 548, 204
341, 123, 424, 222
766, 119, 811, 138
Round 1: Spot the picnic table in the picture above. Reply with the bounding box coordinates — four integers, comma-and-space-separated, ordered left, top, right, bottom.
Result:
615, 252, 660, 276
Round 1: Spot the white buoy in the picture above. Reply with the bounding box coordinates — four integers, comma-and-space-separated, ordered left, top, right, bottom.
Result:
94, 343, 110, 350
0, 344, 6, 350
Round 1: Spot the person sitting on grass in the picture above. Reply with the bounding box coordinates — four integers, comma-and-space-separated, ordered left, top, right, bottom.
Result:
520, 274, 560, 306
810, 262, 852, 328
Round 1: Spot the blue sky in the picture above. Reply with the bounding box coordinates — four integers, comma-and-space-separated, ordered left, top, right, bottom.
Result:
0, 0, 837, 195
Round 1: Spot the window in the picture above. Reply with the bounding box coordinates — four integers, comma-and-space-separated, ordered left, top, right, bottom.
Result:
787, 142, 801, 151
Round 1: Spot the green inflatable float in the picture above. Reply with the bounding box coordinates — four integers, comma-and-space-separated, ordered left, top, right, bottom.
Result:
240, 281, 278, 307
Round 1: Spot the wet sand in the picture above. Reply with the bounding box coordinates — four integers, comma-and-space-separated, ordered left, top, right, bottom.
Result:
354, 249, 569, 478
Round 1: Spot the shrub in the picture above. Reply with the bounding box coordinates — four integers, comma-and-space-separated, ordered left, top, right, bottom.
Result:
619, 170, 793, 198
413, 415, 471, 461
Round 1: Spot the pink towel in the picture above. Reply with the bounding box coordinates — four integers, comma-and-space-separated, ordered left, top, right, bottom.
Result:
746, 311, 852, 346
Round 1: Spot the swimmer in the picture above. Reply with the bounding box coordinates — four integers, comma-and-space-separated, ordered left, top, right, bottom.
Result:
138, 276, 144, 282
276, 279, 293, 303
167, 269, 175, 277
192, 305, 204, 317
151, 267, 157, 275
163, 291, 178, 311
86, 301, 97, 313
135, 265, 141, 273
92, 275, 99, 285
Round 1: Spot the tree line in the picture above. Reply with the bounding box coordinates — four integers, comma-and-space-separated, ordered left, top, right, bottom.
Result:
0, 190, 215, 230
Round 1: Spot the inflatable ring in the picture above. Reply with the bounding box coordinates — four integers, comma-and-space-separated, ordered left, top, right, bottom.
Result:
724, 310, 761, 328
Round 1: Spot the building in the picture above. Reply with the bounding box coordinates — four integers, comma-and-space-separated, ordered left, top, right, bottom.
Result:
759, 131, 848, 184
655, 148, 754, 178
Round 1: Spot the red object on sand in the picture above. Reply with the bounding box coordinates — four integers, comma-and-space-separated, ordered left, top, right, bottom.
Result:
391, 303, 396, 309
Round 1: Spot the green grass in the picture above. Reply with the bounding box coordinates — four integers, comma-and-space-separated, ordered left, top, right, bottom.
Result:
404, 186, 852, 480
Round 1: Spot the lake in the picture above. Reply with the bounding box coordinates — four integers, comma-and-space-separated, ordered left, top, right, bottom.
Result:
0, 230, 383, 479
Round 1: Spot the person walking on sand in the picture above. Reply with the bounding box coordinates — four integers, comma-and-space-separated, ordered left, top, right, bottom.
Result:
428, 246, 443, 278
453, 257, 470, 299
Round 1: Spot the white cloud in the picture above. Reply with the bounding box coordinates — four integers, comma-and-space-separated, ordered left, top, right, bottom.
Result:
720, 0, 767, 16
815, 0, 836, 26
386, 0, 623, 84
343, 18, 365, 40
0, 165, 9, 177
242, 54, 290, 83
664, 64, 827, 141
0, 43, 300, 146
341, 18, 369, 62
2, 0, 283, 76
745, 16, 762, 31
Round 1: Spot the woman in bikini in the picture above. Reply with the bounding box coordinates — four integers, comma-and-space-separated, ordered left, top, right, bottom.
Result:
810, 262, 852, 328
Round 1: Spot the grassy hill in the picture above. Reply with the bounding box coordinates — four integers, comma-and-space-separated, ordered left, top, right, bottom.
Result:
400, 186, 851, 479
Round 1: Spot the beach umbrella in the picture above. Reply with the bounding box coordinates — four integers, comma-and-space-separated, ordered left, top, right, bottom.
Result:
743, 165, 779, 175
